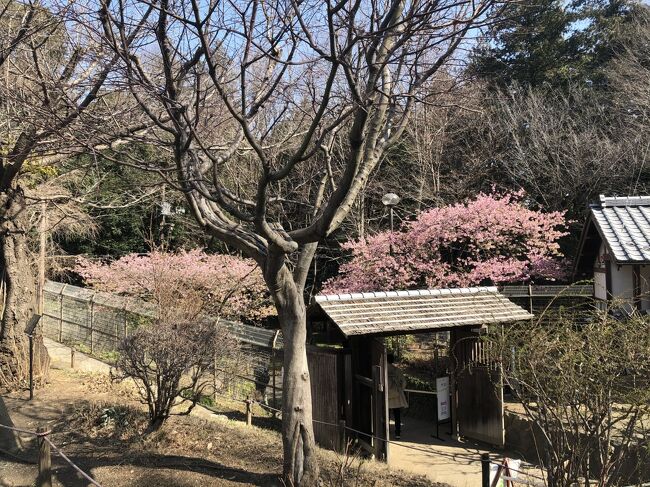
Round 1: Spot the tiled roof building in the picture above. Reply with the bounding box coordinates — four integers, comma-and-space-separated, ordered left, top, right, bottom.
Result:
574, 195, 650, 311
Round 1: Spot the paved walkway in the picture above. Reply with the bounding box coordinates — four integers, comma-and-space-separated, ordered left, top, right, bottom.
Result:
388, 415, 543, 486
44, 337, 111, 374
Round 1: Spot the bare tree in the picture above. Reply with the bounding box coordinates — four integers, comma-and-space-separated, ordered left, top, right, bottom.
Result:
0, 1, 150, 389
98, 0, 500, 482
446, 7, 650, 229
382, 76, 474, 211
485, 85, 629, 218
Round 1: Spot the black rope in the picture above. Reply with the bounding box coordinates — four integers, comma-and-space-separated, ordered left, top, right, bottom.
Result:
0, 423, 102, 486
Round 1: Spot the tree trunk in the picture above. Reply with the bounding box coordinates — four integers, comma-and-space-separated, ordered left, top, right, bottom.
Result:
0, 187, 49, 391
265, 254, 319, 486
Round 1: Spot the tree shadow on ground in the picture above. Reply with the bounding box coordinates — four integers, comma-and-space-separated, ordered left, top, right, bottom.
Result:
42, 400, 284, 486
49, 452, 282, 486
0, 395, 39, 462
1, 391, 285, 487
203, 404, 282, 432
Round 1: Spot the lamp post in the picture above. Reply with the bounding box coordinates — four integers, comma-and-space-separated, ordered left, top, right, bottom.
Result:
382, 192, 400, 255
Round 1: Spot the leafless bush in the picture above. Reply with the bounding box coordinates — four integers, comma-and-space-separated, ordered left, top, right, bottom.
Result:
487, 300, 650, 486
113, 319, 241, 431
322, 441, 366, 487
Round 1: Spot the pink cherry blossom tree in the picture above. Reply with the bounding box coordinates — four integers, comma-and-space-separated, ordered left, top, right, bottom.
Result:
76, 250, 274, 325
323, 192, 568, 294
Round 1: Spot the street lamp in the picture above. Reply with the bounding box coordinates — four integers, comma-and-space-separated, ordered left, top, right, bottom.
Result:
382, 192, 400, 255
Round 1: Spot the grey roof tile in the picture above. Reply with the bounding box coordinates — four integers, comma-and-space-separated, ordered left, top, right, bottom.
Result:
315, 287, 532, 337
591, 195, 650, 263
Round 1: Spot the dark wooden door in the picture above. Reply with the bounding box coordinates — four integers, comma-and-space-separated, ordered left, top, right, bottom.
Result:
349, 337, 389, 460
452, 327, 505, 447
370, 338, 389, 460
308, 346, 344, 451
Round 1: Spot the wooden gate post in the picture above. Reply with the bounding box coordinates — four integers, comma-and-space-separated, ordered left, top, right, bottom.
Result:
338, 420, 346, 453
372, 364, 389, 461
89, 295, 95, 354
37, 426, 51, 487
450, 328, 458, 438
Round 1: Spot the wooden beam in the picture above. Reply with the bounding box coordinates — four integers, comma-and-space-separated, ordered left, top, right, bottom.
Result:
634, 265, 642, 311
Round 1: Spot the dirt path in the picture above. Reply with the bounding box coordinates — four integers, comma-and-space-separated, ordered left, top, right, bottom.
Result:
387, 415, 543, 487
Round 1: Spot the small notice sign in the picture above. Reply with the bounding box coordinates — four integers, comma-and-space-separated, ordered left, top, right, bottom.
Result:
490, 458, 521, 486
25, 314, 41, 336
436, 376, 450, 421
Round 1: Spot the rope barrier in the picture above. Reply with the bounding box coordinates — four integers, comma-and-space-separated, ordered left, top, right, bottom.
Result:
243, 397, 482, 460
202, 366, 553, 487
257, 401, 282, 414
0, 423, 50, 437
0, 422, 102, 487
43, 437, 102, 487
207, 384, 526, 466
30, 337, 542, 485
237, 397, 547, 479
214, 383, 547, 478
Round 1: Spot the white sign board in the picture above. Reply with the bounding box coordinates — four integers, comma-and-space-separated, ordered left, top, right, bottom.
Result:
490, 458, 520, 486
436, 376, 450, 421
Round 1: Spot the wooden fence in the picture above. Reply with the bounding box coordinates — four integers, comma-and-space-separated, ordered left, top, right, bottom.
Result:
499, 284, 593, 298
42, 281, 591, 353
42, 281, 284, 405
42, 281, 283, 353
499, 283, 594, 314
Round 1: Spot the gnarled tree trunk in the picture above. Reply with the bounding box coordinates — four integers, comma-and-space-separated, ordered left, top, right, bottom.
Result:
0, 186, 49, 391
265, 253, 319, 486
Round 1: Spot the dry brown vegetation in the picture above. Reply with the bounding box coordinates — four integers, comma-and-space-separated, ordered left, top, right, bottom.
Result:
0, 367, 444, 487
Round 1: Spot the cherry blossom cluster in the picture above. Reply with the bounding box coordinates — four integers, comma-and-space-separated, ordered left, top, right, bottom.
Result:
76, 249, 275, 323
323, 192, 568, 293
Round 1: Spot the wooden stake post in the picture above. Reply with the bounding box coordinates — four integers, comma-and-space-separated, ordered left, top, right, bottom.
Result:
37, 426, 51, 487
481, 453, 490, 487
245, 399, 253, 426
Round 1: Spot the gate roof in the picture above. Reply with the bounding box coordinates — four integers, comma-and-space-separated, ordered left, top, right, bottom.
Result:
314, 287, 532, 337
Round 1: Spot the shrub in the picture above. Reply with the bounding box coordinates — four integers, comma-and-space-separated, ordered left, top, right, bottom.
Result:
487, 303, 650, 485
112, 319, 241, 430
